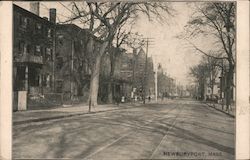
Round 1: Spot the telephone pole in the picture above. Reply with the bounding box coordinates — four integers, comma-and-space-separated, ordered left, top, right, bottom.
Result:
153, 55, 160, 103
142, 38, 154, 104
155, 62, 158, 102
143, 39, 148, 104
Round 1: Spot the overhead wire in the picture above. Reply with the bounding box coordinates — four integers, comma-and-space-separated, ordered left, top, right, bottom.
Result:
58, 2, 86, 24
40, 2, 82, 24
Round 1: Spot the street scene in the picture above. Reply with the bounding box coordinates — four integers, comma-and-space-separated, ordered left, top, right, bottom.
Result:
13, 1, 235, 159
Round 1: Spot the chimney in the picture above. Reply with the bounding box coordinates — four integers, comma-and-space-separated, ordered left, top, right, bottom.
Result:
30, 2, 40, 16
49, 8, 56, 24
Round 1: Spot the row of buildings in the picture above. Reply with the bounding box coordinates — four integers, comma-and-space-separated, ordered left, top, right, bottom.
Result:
13, 3, 155, 110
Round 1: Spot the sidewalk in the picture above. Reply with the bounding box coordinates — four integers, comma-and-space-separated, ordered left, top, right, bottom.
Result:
13, 103, 142, 125
205, 102, 235, 118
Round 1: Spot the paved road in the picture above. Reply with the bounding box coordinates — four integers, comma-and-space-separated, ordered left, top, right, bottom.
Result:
13, 99, 235, 160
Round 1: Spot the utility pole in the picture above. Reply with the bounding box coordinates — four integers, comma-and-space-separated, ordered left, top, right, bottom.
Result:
152, 55, 160, 103
70, 39, 74, 104
141, 38, 154, 104
70, 5, 75, 105
131, 48, 137, 103
221, 59, 224, 110
143, 38, 149, 104
155, 62, 158, 102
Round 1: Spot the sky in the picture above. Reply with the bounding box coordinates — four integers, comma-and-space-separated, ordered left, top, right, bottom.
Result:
15, 2, 205, 86
132, 3, 202, 86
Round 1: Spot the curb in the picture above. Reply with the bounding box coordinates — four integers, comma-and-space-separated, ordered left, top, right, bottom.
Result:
14, 104, 142, 126
204, 102, 235, 118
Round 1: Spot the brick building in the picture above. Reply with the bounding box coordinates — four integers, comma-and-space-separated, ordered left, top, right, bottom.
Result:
98, 47, 132, 102
55, 24, 91, 104
13, 4, 57, 110
114, 51, 134, 100
133, 48, 155, 99
13, 4, 55, 93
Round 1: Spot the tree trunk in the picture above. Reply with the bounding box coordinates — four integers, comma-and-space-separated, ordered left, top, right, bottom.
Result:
225, 64, 234, 110
88, 41, 109, 109
107, 51, 115, 103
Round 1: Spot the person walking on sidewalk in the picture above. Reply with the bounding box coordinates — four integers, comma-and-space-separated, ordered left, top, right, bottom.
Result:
115, 92, 121, 106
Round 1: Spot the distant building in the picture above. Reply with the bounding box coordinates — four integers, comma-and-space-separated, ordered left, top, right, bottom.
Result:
115, 51, 134, 99
204, 62, 235, 102
133, 48, 154, 99
156, 64, 175, 97
204, 76, 220, 99
99, 48, 133, 102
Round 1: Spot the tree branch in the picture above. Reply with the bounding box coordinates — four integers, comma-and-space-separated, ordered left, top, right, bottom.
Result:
186, 39, 227, 60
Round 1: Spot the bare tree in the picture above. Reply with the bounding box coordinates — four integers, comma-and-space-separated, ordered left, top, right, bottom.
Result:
62, 1, 173, 109
190, 63, 209, 100
183, 2, 235, 108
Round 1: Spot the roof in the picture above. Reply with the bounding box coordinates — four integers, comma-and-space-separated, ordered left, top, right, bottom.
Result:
56, 24, 102, 42
138, 48, 146, 56
13, 4, 104, 43
13, 4, 54, 25
56, 24, 87, 32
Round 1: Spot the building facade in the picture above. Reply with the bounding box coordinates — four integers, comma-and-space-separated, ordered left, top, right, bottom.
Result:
55, 24, 91, 104
13, 4, 55, 94
13, 4, 57, 110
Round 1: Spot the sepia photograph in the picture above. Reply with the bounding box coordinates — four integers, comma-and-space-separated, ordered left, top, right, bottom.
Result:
9, 0, 238, 159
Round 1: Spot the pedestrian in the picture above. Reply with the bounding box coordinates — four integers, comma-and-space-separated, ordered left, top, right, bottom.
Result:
116, 93, 121, 106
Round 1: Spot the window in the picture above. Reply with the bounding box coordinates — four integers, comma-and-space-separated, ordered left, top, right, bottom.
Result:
46, 74, 51, 87
36, 23, 42, 30
35, 23, 42, 34
42, 74, 52, 87
57, 34, 64, 46
42, 75, 46, 86
20, 16, 28, 28
36, 45, 41, 52
46, 48, 51, 54
58, 35, 64, 46
18, 41, 31, 54
23, 44, 27, 54
45, 48, 52, 61
47, 28, 52, 38
35, 45, 41, 56
59, 40, 63, 46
